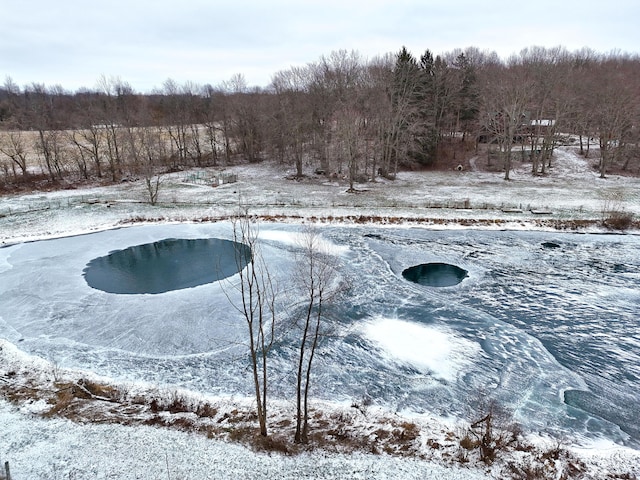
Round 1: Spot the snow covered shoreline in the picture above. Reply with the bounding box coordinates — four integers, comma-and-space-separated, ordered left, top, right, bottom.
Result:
1, 339, 639, 479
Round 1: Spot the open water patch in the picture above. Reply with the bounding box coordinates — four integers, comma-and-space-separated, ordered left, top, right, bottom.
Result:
402, 262, 468, 287
83, 238, 251, 294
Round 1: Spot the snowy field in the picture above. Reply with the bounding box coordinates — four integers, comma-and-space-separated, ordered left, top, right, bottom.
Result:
1, 145, 639, 246
1, 147, 640, 479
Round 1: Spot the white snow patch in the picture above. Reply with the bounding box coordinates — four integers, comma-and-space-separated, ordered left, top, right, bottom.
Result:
362, 317, 480, 382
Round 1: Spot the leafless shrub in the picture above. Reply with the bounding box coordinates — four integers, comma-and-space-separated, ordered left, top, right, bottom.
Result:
465, 398, 521, 464
350, 394, 372, 417
603, 210, 634, 230
143, 415, 168, 427
196, 402, 218, 418
50, 358, 63, 383
44, 384, 76, 417
253, 433, 292, 455
506, 441, 587, 480
166, 391, 192, 414
601, 190, 635, 230
227, 425, 259, 443
170, 416, 197, 431
606, 473, 638, 480
459, 433, 478, 451
391, 421, 420, 443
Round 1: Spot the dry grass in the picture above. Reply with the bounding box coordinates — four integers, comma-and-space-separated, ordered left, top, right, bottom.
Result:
117, 213, 637, 232
1, 360, 429, 459
506, 444, 588, 480
603, 211, 635, 231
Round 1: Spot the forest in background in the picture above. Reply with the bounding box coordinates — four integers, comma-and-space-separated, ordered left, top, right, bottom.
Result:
1, 45, 639, 192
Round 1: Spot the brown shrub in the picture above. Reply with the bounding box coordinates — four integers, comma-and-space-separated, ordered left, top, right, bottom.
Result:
167, 396, 191, 414
171, 416, 196, 430
253, 434, 291, 455
426, 439, 441, 449
196, 402, 218, 418
603, 211, 635, 231
459, 435, 478, 451
373, 428, 390, 441
274, 418, 292, 429
227, 425, 258, 443
143, 415, 167, 427
44, 384, 76, 417
392, 421, 420, 442
77, 378, 120, 400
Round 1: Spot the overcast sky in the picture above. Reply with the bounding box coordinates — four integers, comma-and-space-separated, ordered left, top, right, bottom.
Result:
2, 0, 639, 93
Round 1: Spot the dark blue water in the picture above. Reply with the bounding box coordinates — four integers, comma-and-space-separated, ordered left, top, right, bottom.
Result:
83, 238, 251, 294
402, 262, 468, 287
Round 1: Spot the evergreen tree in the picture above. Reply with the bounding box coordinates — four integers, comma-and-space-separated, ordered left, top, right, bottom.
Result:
380, 46, 422, 175
408, 50, 438, 166
454, 53, 480, 141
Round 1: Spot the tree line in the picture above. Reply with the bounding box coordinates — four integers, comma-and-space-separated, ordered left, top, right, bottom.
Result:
1, 45, 639, 187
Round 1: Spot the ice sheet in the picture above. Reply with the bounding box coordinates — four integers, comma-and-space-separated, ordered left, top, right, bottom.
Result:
1, 224, 639, 447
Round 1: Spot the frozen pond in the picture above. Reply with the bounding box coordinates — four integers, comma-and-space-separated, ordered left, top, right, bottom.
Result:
0, 224, 639, 448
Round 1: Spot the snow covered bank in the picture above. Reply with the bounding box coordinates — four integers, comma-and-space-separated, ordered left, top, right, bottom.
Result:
1, 340, 639, 479
1, 146, 638, 246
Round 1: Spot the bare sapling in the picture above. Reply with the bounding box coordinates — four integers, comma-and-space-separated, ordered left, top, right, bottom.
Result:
227, 208, 277, 437
293, 226, 341, 443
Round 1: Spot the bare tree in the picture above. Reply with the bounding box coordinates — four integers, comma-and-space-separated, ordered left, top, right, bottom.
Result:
159, 79, 187, 167
228, 210, 277, 437
224, 74, 264, 163
210, 84, 234, 165
96, 76, 134, 181
463, 396, 520, 464
306, 63, 335, 174
516, 47, 571, 175
69, 125, 103, 178
126, 125, 164, 205
67, 133, 90, 179
593, 84, 635, 178
270, 67, 313, 177
144, 169, 162, 205
0, 131, 29, 179
36, 129, 66, 182
479, 63, 532, 180
380, 47, 420, 177
292, 227, 340, 443
303, 50, 366, 178
25, 83, 66, 181
335, 105, 364, 191
360, 54, 394, 180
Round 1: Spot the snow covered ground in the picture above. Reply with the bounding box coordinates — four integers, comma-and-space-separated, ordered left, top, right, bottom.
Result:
1, 339, 638, 479
1, 145, 639, 246
1, 147, 640, 479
